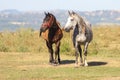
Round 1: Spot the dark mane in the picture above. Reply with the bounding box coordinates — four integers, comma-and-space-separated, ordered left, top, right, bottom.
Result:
49, 13, 56, 22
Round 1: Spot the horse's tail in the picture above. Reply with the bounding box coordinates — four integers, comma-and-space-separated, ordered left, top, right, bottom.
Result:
39, 31, 42, 37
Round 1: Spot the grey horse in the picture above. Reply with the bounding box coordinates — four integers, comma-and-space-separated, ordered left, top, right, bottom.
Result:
64, 11, 93, 67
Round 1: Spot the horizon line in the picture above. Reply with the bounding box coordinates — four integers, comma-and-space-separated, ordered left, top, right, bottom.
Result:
0, 9, 120, 12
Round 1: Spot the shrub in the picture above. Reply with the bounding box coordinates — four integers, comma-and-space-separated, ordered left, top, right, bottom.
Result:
0, 44, 9, 52
17, 46, 29, 52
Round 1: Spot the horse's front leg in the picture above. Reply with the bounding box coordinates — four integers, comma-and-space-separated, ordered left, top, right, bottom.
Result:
83, 42, 89, 66
75, 42, 79, 67
46, 41, 54, 64
78, 45, 83, 66
55, 41, 61, 64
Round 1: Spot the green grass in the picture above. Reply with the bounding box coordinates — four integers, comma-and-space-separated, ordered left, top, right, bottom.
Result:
0, 52, 120, 80
0, 25, 120, 80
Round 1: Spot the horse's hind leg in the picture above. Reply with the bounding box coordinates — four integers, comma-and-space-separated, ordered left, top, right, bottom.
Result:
83, 42, 89, 66
46, 41, 54, 64
55, 41, 61, 64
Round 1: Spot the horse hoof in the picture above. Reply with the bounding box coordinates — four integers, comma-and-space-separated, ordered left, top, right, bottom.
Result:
49, 61, 54, 65
84, 63, 88, 67
80, 63, 84, 66
49, 62, 54, 65
53, 64, 58, 66
58, 61, 61, 64
75, 64, 79, 68
53, 62, 59, 66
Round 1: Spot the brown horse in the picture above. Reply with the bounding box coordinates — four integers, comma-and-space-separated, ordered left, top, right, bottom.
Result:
40, 12, 63, 65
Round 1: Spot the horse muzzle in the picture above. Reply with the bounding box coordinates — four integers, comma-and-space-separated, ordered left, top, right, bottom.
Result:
39, 27, 48, 37
40, 26, 48, 32
64, 27, 72, 32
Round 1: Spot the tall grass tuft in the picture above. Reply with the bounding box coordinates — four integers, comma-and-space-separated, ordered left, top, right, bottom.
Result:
0, 25, 120, 56
0, 28, 46, 52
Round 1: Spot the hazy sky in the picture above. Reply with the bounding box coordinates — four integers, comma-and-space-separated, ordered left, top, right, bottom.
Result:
0, 0, 120, 11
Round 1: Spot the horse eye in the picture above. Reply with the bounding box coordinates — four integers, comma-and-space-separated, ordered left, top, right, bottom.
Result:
71, 19, 74, 21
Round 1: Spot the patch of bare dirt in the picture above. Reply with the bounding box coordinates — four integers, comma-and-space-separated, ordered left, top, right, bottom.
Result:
101, 77, 120, 80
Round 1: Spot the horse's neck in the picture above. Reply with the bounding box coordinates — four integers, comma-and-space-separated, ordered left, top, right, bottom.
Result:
48, 21, 62, 43
73, 24, 79, 35
49, 21, 60, 36
51, 20, 59, 29
72, 24, 78, 40
79, 18, 87, 34
74, 22, 86, 35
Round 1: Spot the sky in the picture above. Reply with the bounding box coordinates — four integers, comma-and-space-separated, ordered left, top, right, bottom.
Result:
0, 0, 120, 11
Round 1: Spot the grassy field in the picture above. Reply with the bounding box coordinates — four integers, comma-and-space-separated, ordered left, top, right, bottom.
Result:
0, 25, 120, 80
0, 52, 120, 80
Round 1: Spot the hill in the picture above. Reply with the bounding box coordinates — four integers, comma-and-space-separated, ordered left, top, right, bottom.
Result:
0, 9, 120, 31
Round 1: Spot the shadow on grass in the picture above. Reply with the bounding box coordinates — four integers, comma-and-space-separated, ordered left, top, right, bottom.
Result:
61, 60, 107, 66
88, 61, 107, 66
61, 60, 75, 64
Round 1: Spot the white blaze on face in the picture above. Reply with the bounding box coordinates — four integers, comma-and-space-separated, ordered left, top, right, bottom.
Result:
64, 16, 76, 30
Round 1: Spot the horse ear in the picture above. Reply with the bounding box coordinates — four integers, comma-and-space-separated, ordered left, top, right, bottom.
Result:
68, 11, 72, 16
44, 12, 47, 16
48, 12, 50, 15
72, 11, 75, 15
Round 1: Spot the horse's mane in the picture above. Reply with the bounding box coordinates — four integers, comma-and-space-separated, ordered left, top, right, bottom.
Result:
73, 13, 87, 34
49, 13, 56, 22
56, 21, 62, 28
74, 13, 87, 28
49, 13, 61, 28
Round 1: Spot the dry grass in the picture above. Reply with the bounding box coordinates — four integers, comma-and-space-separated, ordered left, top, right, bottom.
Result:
0, 25, 120, 55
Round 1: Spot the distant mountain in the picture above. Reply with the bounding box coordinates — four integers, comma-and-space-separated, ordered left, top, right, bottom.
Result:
79, 10, 120, 24
0, 9, 120, 31
0, 9, 21, 14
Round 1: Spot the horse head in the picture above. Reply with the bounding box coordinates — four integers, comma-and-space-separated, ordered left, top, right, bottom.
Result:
40, 12, 55, 36
64, 11, 78, 32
